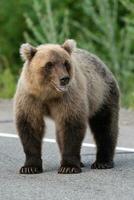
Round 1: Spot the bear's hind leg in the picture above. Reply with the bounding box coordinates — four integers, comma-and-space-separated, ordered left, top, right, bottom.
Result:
89, 103, 119, 169
56, 117, 86, 174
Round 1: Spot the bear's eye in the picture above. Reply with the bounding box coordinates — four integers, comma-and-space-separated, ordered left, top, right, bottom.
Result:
45, 62, 53, 69
64, 60, 70, 68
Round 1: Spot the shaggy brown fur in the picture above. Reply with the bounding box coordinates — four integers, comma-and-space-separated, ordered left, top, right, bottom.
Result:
14, 39, 120, 174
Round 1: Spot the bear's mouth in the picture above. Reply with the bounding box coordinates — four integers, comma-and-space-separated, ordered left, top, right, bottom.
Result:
51, 81, 68, 93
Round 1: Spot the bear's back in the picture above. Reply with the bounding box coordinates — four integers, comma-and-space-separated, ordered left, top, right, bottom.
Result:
72, 48, 114, 82
72, 48, 119, 116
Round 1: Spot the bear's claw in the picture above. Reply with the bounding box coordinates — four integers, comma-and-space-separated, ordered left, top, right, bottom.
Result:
58, 166, 81, 174
91, 161, 114, 169
19, 166, 43, 174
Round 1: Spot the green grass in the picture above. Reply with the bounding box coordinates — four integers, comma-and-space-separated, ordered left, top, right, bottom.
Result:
0, 68, 16, 98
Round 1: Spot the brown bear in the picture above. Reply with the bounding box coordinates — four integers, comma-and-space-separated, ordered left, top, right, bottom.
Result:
14, 39, 120, 174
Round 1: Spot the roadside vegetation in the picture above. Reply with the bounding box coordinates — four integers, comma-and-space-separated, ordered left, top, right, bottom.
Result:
0, 0, 134, 108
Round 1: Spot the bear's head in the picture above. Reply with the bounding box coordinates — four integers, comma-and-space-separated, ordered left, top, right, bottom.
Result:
20, 39, 76, 98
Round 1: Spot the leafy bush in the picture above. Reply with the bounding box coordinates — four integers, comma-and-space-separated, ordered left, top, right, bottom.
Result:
24, 0, 134, 108
0, 68, 16, 98
0, 0, 33, 73
80, 0, 134, 107
0, 0, 33, 99
0, 0, 134, 108
24, 0, 70, 44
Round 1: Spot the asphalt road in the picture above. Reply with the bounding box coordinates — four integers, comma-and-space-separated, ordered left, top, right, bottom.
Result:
0, 100, 134, 200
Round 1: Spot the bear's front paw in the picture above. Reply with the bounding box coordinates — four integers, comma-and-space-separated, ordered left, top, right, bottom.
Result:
91, 161, 114, 169
19, 166, 43, 174
58, 165, 81, 174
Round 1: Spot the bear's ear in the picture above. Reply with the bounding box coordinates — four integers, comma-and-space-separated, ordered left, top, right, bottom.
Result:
20, 43, 37, 61
62, 39, 76, 54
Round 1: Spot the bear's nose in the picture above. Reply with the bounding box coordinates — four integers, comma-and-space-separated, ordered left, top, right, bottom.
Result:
60, 76, 70, 86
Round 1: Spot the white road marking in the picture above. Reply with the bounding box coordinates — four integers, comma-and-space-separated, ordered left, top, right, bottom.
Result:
0, 133, 134, 152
